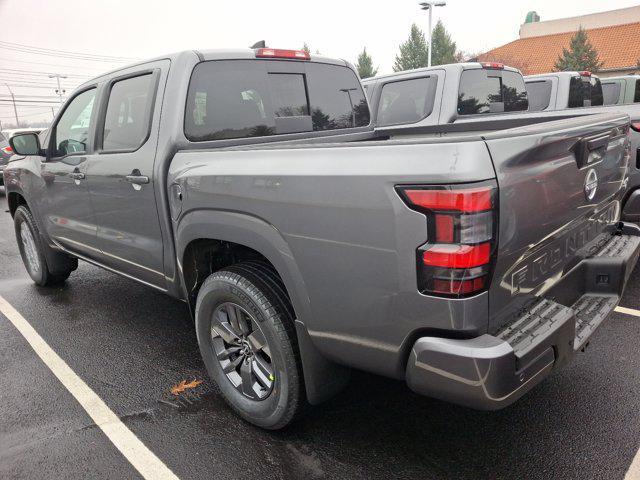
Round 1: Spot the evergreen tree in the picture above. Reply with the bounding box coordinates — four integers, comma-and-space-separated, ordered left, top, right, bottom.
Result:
393, 24, 429, 72
554, 27, 604, 72
302, 43, 311, 55
356, 47, 378, 79
431, 20, 457, 66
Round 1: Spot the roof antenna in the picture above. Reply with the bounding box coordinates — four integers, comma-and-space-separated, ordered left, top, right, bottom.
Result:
250, 40, 266, 49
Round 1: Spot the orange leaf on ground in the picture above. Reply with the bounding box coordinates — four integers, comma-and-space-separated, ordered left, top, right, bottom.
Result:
170, 379, 203, 395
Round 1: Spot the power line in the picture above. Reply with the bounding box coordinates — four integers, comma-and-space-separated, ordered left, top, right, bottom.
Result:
0, 56, 106, 73
0, 68, 92, 79
0, 41, 138, 63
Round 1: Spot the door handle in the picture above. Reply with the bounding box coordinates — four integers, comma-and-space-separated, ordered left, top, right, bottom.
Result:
125, 169, 149, 185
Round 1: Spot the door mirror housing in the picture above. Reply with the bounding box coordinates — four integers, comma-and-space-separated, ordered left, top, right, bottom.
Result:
9, 132, 42, 156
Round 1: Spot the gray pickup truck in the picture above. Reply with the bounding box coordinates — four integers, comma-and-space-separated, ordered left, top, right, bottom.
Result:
5, 49, 640, 430
601, 75, 640, 106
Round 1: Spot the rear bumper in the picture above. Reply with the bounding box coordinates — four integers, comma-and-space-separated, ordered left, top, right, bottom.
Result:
405, 224, 640, 410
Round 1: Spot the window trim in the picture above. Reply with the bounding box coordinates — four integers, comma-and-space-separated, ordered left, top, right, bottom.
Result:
47, 85, 99, 162
376, 75, 438, 127
95, 69, 160, 155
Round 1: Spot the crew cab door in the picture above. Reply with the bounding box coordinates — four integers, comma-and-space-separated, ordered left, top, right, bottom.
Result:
40, 86, 101, 259
86, 61, 168, 289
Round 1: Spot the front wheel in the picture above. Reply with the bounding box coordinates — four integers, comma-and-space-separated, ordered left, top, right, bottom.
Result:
14, 205, 75, 286
195, 262, 304, 430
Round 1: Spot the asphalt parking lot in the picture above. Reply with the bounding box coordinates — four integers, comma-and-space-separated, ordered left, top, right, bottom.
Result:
1, 190, 640, 480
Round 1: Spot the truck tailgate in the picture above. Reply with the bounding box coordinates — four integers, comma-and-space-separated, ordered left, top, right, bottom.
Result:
485, 113, 631, 333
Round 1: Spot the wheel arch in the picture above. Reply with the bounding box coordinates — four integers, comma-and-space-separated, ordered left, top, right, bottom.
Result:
7, 190, 27, 218
176, 209, 350, 405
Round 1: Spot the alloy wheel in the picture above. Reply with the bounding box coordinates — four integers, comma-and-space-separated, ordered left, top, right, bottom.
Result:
210, 302, 275, 400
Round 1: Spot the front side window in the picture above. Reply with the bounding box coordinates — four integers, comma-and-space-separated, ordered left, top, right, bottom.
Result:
377, 77, 436, 126
52, 88, 96, 157
102, 74, 155, 151
184, 60, 369, 142
457, 69, 528, 115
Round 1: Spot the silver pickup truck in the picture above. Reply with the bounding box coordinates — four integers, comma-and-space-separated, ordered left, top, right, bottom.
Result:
5, 49, 640, 430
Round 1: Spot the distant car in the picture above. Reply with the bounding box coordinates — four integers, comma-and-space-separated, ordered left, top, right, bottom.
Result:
524, 71, 604, 111
601, 75, 640, 105
0, 130, 12, 188
2, 127, 45, 139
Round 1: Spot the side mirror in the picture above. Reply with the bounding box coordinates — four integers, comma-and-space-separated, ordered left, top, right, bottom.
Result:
9, 132, 42, 156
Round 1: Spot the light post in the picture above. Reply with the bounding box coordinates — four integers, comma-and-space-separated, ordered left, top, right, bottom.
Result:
48, 74, 67, 106
340, 88, 357, 126
3, 83, 19, 126
419, 1, 446, 67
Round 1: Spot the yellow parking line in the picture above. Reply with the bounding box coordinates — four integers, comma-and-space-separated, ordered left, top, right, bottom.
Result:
0, 295, 179, 480
615, 306, 640, 318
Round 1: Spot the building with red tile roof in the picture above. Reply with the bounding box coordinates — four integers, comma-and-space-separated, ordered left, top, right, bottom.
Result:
478, 6, 640, 77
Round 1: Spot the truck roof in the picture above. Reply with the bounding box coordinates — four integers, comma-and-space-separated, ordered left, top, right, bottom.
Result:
78, 48, 349, 88
361, 62, 522, 84
525, 71, 601, 81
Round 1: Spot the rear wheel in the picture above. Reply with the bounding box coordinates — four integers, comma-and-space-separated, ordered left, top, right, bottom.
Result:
14, 205, 76, 286
195, 262, 304, 430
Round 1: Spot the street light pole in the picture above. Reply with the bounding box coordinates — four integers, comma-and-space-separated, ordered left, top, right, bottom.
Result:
419, 1, 447, 68
48, 74, 67, 106
3, 83, 19, 126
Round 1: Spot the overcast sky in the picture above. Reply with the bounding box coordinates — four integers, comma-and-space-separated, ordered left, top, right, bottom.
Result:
1, 0, 639, 125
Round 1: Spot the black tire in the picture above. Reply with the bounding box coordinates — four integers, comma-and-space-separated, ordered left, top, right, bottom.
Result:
14, 205, 76, 286
195, 262, 304, 430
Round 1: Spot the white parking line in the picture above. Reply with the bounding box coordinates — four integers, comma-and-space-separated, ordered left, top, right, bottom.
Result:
615, 306, 640, 318
0, 295, 179, 480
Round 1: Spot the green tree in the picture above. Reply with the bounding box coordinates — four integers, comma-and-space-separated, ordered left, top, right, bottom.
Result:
302, 43, 311, 55
554, 27, 604, 72
355, 47, 378, 79
393, 23, 429, 72
430, 20, 457, 66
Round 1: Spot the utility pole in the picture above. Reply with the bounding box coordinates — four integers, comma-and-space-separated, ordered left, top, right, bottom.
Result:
3, 83, 19, 126
48, 74, 67, 106
419, 1, 447, 67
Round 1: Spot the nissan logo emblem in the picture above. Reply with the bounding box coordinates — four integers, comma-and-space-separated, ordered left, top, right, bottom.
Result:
584, 168, 598, 201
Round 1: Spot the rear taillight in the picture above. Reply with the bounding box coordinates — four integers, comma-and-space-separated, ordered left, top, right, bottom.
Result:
631, 122, 640, 133
580, 70, 592, 77
255, 48, 310, 60
1, 146, 12, 154
398, 182, 498, 297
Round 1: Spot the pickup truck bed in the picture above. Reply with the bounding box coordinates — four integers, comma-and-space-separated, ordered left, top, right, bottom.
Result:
5, 49, 639, 429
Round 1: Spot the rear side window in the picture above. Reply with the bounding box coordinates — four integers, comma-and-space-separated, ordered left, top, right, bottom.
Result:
377, 76, 437, 127
102, 74, 155, 151
602, 81, 621, 105
568, 76, 604, 108
185, 60, 369, 142
525, 80, 552, 111
634, 79, 640, 103
457, 69, 528, 115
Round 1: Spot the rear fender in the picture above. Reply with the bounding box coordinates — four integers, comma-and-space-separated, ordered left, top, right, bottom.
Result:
175, 209, 350, 404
